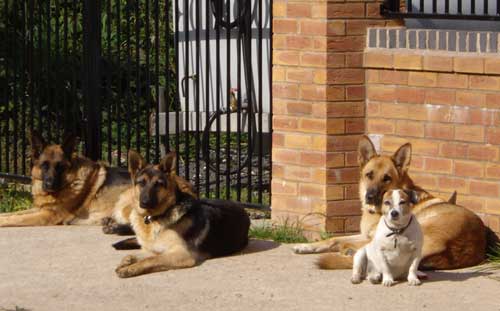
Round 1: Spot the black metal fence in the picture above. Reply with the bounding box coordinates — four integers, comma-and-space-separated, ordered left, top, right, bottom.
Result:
0, 0, 272, 206
381, 0, 500, 20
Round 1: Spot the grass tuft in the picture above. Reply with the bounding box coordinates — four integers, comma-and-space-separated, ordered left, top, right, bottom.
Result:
0, 183, 32, 213
249, 219, 308, 244
487, 243, 500, 266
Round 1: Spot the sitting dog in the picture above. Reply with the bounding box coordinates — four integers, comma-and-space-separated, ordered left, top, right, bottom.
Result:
351, 189, 423, 286
114, 150, 250, 278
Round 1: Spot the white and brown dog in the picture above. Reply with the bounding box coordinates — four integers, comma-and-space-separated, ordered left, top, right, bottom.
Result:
351, 189, 423, 286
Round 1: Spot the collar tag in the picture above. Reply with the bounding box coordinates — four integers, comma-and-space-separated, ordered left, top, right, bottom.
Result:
144, 215, 152, 224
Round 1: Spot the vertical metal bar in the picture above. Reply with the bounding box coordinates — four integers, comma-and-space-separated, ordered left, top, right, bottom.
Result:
471, 0, 476, 14
46, 0, 52, 142
484, 0, 488, 15
116, 0, 122, 166
246, 0, 253, 203
419, 0, 424, 12
71, 0, 78, 137
83, 0, 102, 161
497, 0, 500, 15
55, 0, 61, 141
4, 0, 10, 173
445, 0, 449, 13
125, 0, 132, 154
28, 0, 34, 142
135, 0, 141, 152
154, 0, 160, 163
183, 0, 190, 180
458, 0, 462, 13
432, 0, 437, 13
269, 0, 273, 205
204, 0, 210, 197
37, 0, 43, 135
236, 0, 242, 201
174, 0, 180, 172
225, 0, 231, 200
145, 0, 151, 162
63, 0, 69, 135
163, 0, 169, 161
21, 0, 27, 175
12, 0, 19, 174
215, 0, 221, 198
195, 0, 201, 194
408, 0, 413, 12
106, 0, 113, 163
258, 0, 263, 204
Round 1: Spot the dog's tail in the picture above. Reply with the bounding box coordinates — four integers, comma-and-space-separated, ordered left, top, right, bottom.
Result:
316, 253, 353, 270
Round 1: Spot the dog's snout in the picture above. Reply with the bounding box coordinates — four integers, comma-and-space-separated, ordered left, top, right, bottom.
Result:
390, 210, 399, 219
365, 188, 380, 204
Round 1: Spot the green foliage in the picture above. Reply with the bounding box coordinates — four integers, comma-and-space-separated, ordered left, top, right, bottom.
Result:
249, 219, 308, 244
0, 183, 32, 213
487, 243, 500, 266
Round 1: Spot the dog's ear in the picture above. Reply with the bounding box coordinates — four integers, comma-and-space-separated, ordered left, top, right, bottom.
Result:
30, 130, 46, 160
128, 150, 145, 179
405, 190, 419, 205
61, 132, 78, 160
159, 152, 177, 175
448, 191, 457, 205
392, 143, 411, 173
174, 175, 197, 199
358, 135, 377, 167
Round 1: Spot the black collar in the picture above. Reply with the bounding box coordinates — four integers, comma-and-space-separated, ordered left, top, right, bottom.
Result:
384, 216, 413, 237
143, 190, 195, 225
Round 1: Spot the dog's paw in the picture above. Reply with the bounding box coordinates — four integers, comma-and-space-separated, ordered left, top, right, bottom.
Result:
351, 274, 362, 284
117, 255, 137, 269
115, 266, 135, 278
101, 217, 114, 226
368, 273, 382, 284
407, 277, 422, 286
292, 244, 314, 254
382, 278, 395, 287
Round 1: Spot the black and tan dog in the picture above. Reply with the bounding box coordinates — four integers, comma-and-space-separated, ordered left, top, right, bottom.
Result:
113, 150, 250, 278
0, 131, 130, 227
293, 136, 489, 270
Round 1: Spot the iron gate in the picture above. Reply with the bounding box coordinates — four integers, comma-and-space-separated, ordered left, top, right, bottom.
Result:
0, 0, 272, 205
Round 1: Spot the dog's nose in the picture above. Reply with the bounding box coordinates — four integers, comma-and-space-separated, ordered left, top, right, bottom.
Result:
390, 210, 399, 218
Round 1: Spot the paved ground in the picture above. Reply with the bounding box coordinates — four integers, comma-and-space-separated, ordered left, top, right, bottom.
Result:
1, 227, 500, 311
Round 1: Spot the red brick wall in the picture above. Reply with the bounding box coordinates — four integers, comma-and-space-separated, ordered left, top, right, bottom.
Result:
365, 46, 500, 235
271, 1, 400, 237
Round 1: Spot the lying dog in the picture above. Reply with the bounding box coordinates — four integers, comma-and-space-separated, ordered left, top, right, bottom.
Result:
294, 136, 488, 270
0, 131, 130, 226
351, 189, 423, 286
114, 150, 250, 278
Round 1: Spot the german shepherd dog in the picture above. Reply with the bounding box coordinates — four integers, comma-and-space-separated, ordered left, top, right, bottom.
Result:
293, 136, 488, 270
0, 131, 130, 226
114, 150, 250, 278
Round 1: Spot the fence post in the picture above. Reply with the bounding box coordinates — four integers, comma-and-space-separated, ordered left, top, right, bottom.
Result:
82, 0, 101, 160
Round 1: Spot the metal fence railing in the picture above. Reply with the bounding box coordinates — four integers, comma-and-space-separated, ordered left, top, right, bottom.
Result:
381, 0, 500, 20
0, 0, 272, 206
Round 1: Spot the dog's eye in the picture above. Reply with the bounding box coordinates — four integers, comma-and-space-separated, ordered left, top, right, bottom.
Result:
136, 179, 146, 187
41, 161, 50, 170
365, 171, 374, 180
383, 175, 392, 183
400, 200, 406, 205
156, 179, 165, 187
384, 201, 391, 206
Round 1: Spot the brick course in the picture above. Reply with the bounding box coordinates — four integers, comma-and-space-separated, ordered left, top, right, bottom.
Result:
365, 29, 500, 235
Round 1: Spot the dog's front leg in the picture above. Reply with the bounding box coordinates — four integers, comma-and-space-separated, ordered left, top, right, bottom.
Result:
115, 249, 197, 278
0, 209, 63, 227
376, 249, 395, 287
351, 247, 367, 284
293, 234, 368, 254
0, 208, 40, 217
407, 253, 422, 286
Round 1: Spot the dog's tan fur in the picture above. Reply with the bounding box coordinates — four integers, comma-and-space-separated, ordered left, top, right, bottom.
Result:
0, 132, 130, 227
294, 136, 487, 270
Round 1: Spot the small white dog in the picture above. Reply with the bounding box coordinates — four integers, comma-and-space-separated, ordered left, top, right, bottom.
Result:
351, 189, 423, 287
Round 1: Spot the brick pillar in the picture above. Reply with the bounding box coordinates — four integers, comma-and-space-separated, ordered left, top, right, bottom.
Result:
271, 1, 397, 238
